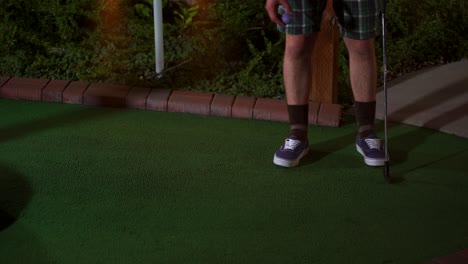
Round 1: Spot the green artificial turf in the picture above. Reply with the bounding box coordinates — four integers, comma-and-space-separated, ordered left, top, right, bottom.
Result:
0, 99, 467, 264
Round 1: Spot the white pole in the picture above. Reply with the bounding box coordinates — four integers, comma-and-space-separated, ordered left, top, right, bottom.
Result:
154, 0, 164, 77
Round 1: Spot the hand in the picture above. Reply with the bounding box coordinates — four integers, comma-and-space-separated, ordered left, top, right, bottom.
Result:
265, 0, 293, 28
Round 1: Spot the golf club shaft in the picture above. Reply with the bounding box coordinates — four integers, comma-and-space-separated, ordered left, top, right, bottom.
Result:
381, 1, 390, 181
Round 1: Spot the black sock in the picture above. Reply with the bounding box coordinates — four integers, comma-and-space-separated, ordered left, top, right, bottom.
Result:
354, 101, 376, 138
288, 104, 309, 141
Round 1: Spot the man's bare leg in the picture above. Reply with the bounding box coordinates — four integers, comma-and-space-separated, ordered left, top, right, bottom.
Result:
344, 38, 378, 137
283, 34, 317, 105
344, 37, 385, 166
344, 38, 377, 102
272, 34, 317, 167
283, 34, 317, 141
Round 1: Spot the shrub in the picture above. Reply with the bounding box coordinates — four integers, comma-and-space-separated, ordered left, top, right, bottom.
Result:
383, 0, 467, 75
0, 0, 98, 77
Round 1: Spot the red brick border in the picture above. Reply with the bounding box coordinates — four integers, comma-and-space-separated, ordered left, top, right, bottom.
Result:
42, 79, 71, 103
2, 77, 49, 101
0, 76, 11, 97
210, 94, 235, 117
83, 82, 131, 107
424, 249, 468, 264
308, 101, 321, 125
127, 87, 151, 110
317, 103, 342, 127
63, 81, 90, 104
0, 76, 342, 127
232, 96, 256, 119
168, 90, 214, 115
253, 98, 288, 122
457, 248, 468, 259
146, 89, 172, 112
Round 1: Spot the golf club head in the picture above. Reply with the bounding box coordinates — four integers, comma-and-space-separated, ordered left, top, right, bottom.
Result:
383, 161, 391, 183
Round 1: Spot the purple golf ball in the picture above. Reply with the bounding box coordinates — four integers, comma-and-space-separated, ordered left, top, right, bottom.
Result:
281, 13, 292, 24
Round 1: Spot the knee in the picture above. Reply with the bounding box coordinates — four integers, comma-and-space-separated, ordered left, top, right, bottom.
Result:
345, 39, 375, 58
285, 35, 316, 60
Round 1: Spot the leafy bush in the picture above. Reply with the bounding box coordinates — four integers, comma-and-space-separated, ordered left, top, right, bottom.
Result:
383, 0, 467, 75
0, 0, 98, 77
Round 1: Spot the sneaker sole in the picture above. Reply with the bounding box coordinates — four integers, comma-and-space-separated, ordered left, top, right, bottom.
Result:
356, 144, 385, 167
273, 147, 309, 168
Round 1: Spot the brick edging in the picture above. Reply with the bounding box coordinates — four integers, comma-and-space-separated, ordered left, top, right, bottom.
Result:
0, 76, 342, 127
424, 248, 468, 264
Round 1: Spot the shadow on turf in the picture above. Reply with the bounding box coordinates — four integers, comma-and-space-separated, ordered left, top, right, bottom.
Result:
0, 104, 119, 228
0, 163, 32, 231
303, 116, 407, 183
0, 106, 118, 143
269, 111, 461, 184
0, 164, 51, 263
376, 124, 468, 183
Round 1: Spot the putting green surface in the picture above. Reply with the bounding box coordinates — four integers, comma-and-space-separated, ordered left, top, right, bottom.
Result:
0, 99, 467, 263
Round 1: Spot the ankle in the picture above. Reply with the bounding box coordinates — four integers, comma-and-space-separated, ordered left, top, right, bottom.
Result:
357, 124, 375, 138
289, 128, 308, 141
287, 104, 309, 141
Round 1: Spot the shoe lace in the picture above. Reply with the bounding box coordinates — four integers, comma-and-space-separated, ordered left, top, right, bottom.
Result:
364, 138, 381, 150
284, 138, 301, 150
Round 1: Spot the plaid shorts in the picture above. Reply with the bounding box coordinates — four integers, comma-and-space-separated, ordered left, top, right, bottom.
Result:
278, 0, 382, 40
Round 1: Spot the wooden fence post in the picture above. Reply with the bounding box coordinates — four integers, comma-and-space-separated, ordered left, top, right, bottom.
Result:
310, 0, 339, 104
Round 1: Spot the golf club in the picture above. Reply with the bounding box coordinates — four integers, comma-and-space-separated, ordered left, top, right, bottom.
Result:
381, 1, 391, 183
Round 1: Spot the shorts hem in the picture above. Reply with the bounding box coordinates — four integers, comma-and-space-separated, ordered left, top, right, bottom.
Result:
278, 25, 322, 35
340, 31, 377, 40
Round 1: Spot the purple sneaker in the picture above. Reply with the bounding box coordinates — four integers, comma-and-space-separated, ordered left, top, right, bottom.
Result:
273, 135, 309, 167
356, 134, 386, 166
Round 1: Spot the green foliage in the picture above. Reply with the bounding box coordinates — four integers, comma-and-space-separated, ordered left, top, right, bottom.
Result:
135, 2, 152, 18
244, 31, 284, 79
134, 0, 199, 30
187, 61, 284, 98
382, 0, 467, 74
206, 0, 273, 60
173, 2, 199, 31
24, 47, 88, 80
0, 0, 98, 77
